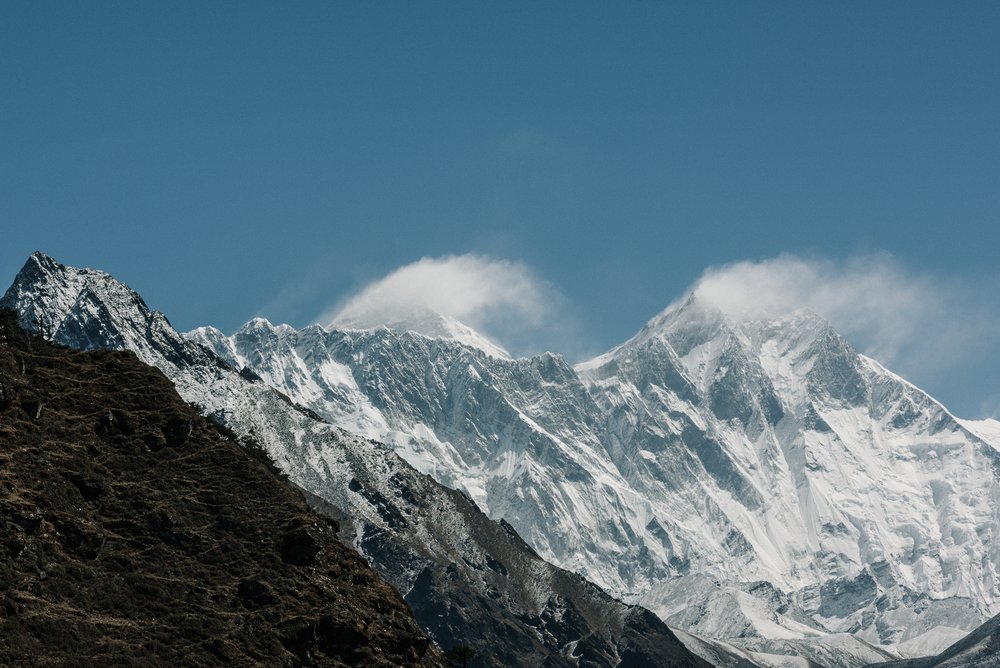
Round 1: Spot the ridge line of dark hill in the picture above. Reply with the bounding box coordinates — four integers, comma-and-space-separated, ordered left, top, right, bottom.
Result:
0, 309, 441, 666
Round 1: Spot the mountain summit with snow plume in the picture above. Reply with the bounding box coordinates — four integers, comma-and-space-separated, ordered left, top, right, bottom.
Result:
192, 279, 1000, 666
5, 251, 1000, 667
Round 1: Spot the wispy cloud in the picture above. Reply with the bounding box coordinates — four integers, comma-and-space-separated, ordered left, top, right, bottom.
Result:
318, 254, 580, 358
690, 253, 1000, 396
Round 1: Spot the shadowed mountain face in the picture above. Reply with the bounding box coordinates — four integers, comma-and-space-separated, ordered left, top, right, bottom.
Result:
0, 310, 439, 666
1, 253, 706, 667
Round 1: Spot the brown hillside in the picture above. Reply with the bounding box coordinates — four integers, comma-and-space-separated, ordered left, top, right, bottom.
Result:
0, 310, 441, 666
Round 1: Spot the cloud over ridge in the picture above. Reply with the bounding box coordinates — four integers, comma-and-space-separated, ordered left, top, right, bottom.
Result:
315, 251, 998, 417
689, 253, 1000, 392
318, 254, 575, 357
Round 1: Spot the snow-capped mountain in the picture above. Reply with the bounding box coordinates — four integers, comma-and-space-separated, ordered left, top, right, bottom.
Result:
0, 252, 703, 667
8, 251, 1000, 667
331, 304, 513, 360
188, 279, 1000, 661
188, 317, 650, 591
593, 298, 1000, 635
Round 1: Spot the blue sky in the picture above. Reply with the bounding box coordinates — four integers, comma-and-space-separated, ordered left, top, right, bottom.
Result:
2, 2, 998, 417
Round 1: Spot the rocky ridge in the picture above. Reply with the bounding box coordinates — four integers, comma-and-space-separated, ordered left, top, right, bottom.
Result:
0, 309, 438, 666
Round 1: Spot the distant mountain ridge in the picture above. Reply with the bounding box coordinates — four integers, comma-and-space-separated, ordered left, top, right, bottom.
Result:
329, 305, 513, 359
1, 251, 704, 668
185, 267, 1000, 663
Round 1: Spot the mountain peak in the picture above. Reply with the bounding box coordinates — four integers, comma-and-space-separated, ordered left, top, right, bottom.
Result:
240, 316, 296, 336
331, 306, 511, 359
3, 252, 144, 339
630, 292, 840, 360
26, 249, 60, 271
0, 252, 223, 373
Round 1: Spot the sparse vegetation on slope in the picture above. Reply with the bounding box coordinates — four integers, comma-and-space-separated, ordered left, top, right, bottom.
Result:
0, 310, 439, 666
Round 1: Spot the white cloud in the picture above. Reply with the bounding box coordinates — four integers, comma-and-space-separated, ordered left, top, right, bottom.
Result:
318, 254, 577, 357
689, 253, 1000, 395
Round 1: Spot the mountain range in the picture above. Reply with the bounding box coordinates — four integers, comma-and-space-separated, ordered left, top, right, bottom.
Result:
4, 251, 1000, 667
1, 253, 703, 666
189, 270, 1000, 657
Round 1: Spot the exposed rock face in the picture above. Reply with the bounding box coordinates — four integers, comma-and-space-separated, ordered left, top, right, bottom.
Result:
0, 310, 439, 666
1, 252, 707, 667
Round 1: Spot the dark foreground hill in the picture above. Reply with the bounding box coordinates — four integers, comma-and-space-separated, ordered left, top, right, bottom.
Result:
0, 310, 439, 666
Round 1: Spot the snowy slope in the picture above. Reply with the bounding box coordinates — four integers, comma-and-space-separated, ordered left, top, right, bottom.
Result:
0, 252, 704, 668
186, 283, 1000, 664
961, 419, 1000, 451
870, 611, 1000, 667
591, 298, 1000, 647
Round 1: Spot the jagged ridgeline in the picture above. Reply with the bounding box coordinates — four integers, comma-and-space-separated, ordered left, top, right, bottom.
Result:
0, 309, 440, 665
0, 253, 706, 667
189, 263, 1000, 663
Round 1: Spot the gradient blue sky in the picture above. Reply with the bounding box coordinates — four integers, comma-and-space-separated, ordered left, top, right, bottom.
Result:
2, 2, 999, 417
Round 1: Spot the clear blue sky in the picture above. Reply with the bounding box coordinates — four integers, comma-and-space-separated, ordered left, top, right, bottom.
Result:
2, 2, 999, 416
